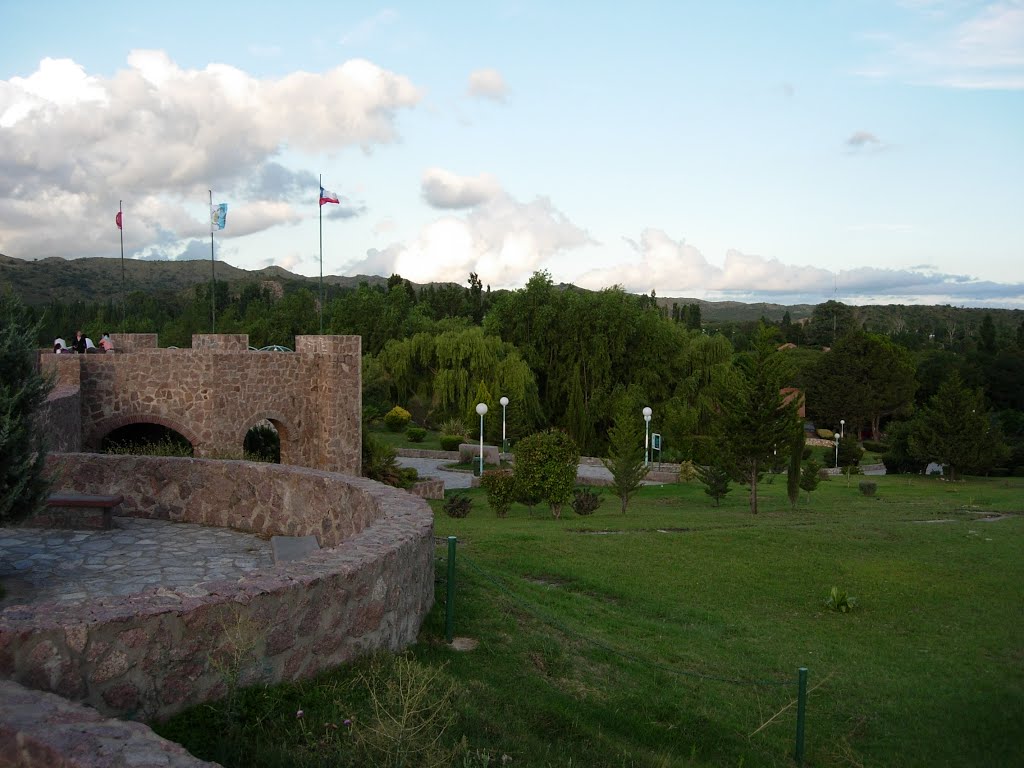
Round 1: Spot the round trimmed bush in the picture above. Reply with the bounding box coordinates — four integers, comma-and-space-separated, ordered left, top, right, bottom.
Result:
439, 435, 462, 452
407, 427, 427, 443
384, 406, 412, 432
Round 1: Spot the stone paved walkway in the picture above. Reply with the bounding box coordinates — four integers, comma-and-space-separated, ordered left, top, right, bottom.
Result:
0, 518, 273, 607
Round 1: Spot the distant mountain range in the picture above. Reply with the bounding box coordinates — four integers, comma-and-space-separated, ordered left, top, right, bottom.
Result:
2, 253, 1019, 330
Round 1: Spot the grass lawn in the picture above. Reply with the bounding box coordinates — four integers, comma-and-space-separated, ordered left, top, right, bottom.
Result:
367, 422, 447, 451
156, 474, 1024, 768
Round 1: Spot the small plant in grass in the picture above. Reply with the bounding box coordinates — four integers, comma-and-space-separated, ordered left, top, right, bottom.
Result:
439, 435, 463, 452
439, 417, 468, 440
859, 480, 877, 496
406, 426, 427, 443
383, 406, 412, 432
825, 586, 858, 613
571, 487, 604, 516
357, 654, 460, 768
481, 470, 515, 518
696, 463, 731, 506
443, 493, 472, 518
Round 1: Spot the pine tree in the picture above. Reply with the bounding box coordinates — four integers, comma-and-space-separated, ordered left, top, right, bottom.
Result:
788, 428, 804, 509
799, 460, 822, 503
1, 294, 54, 525
602, 404, 649, 514
697, 463, 731, 506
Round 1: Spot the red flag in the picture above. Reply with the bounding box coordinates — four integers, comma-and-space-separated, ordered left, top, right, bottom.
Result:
115, 211, 123, 230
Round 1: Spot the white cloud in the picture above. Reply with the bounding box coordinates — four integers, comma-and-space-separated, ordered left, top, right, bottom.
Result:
575, 228, 1024, 305
0, 52, 420, 261
860, 1, 1024, 89
345, 191, 594, 287
421, 167, 501, 208
467, 68, 508, 101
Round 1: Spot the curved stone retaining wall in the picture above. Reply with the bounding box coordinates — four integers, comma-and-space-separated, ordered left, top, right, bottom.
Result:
0, 454, 434, 721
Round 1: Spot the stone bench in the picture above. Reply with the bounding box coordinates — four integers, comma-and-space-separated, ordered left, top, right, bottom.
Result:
29, 493, 125, 530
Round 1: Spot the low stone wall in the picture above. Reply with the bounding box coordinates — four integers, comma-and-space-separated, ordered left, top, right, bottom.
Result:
0, 454, 434, 721
34, 385, 82, 453
409, 479, 446, 500
0, 680, 220, 767
396, 448, 460, 460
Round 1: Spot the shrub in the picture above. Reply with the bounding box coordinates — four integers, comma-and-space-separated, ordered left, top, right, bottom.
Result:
481, 470, 516, 518
858, 481, 877, 496
513, 429, 581, 519
800, 459, 822, 501
696, 463, 731, 506
362, 432, 418, 489
571, 487, 604, 516
443, 493, 472, 519
407, 427, 427, 443
678, 460, 699, 482
383, 406, 412, 432
824, 586, 858, 613
862, 439, 889, 454
816, 428, 835, 440
439, 417, 468, 439
439, 435, 463, 452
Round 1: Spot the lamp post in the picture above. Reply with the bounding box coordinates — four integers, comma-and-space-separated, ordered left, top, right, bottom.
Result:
499, 396, 509, 453
476, 402, 488, 476
643, 406, 652, 466
840, 419, 845, 439
834, 432, 840, 469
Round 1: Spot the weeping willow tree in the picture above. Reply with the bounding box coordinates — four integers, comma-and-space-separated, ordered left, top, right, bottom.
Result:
374, 326, 541, 438
659, 332, 736, 462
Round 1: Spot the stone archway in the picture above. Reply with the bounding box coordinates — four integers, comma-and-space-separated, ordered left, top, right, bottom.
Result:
89, 414, 201, 453
236, 411, 298, 465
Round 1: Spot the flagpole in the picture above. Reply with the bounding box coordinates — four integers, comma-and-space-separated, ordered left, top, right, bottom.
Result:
209, 189, 216, 333
319, 173, 324, 334
119, 200, 125, 333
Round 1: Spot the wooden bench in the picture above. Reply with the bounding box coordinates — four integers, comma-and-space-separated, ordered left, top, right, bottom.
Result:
29, 493, 125, 530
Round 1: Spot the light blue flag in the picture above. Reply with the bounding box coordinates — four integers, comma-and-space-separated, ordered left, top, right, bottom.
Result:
211, 203, 228, 231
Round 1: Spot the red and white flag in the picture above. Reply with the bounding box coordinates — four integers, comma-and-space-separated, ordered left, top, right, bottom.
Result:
115, 211, 123, 230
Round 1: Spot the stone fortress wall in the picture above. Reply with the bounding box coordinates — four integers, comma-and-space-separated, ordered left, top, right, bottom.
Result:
40, 333, 362, 474
3, 334, 435, 763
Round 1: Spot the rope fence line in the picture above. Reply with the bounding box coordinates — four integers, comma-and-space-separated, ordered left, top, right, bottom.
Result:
439, 535, 812, 764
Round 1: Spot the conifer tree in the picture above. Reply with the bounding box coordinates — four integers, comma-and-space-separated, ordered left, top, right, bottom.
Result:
1, 294, 54, 525
602, 403, 649, 514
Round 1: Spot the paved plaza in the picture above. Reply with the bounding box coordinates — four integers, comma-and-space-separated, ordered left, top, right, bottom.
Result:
0, 518, 273, 607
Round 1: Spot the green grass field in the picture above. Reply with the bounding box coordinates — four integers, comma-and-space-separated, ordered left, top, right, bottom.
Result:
157, 475, 1024, 767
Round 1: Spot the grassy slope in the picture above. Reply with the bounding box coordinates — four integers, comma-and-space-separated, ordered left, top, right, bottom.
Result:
158, 475, 1024, 768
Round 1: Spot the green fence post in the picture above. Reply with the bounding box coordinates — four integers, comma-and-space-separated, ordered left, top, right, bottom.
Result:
795, 666, 808, 765
445, 536, 457, 643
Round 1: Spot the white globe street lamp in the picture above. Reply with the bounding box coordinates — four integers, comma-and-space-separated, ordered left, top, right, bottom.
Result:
834, 432, 840, 469
499, 396, 509, 452
840, 419, 845, 439
476, 402, 488, 476
643, 406, 653, 466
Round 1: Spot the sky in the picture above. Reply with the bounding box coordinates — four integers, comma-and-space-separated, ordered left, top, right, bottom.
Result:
1, 0, 1022, 307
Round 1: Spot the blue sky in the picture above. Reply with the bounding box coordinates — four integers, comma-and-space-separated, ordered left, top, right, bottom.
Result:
1, 0, 1022, 306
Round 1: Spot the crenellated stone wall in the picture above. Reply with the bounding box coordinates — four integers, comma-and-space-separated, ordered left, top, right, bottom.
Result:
0, 454, 435, 721
37, 333, 362, 475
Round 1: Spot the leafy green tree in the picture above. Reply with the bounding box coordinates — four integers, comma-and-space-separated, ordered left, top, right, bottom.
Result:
806, 300, 857, 348
1, 294, 54, 525
880, 419, 927, 475
908, 373, 1008, 480
481, 470, 516, 518
697, 463, 731, 506
513, 429, 580, 519
684, 303, 702, 331
979, 313, 997, 355
717, 325, 801, 514
602, 403, 649, 514
806, 331, 917, 439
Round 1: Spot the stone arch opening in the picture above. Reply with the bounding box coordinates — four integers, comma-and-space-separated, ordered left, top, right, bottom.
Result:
100, 421, 195, 457
237, 412, 297, 465
243, 420, 281, 463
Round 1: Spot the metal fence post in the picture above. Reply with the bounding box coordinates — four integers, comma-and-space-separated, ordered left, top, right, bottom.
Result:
795, 666, 808, 765
445, 536, 457, 643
